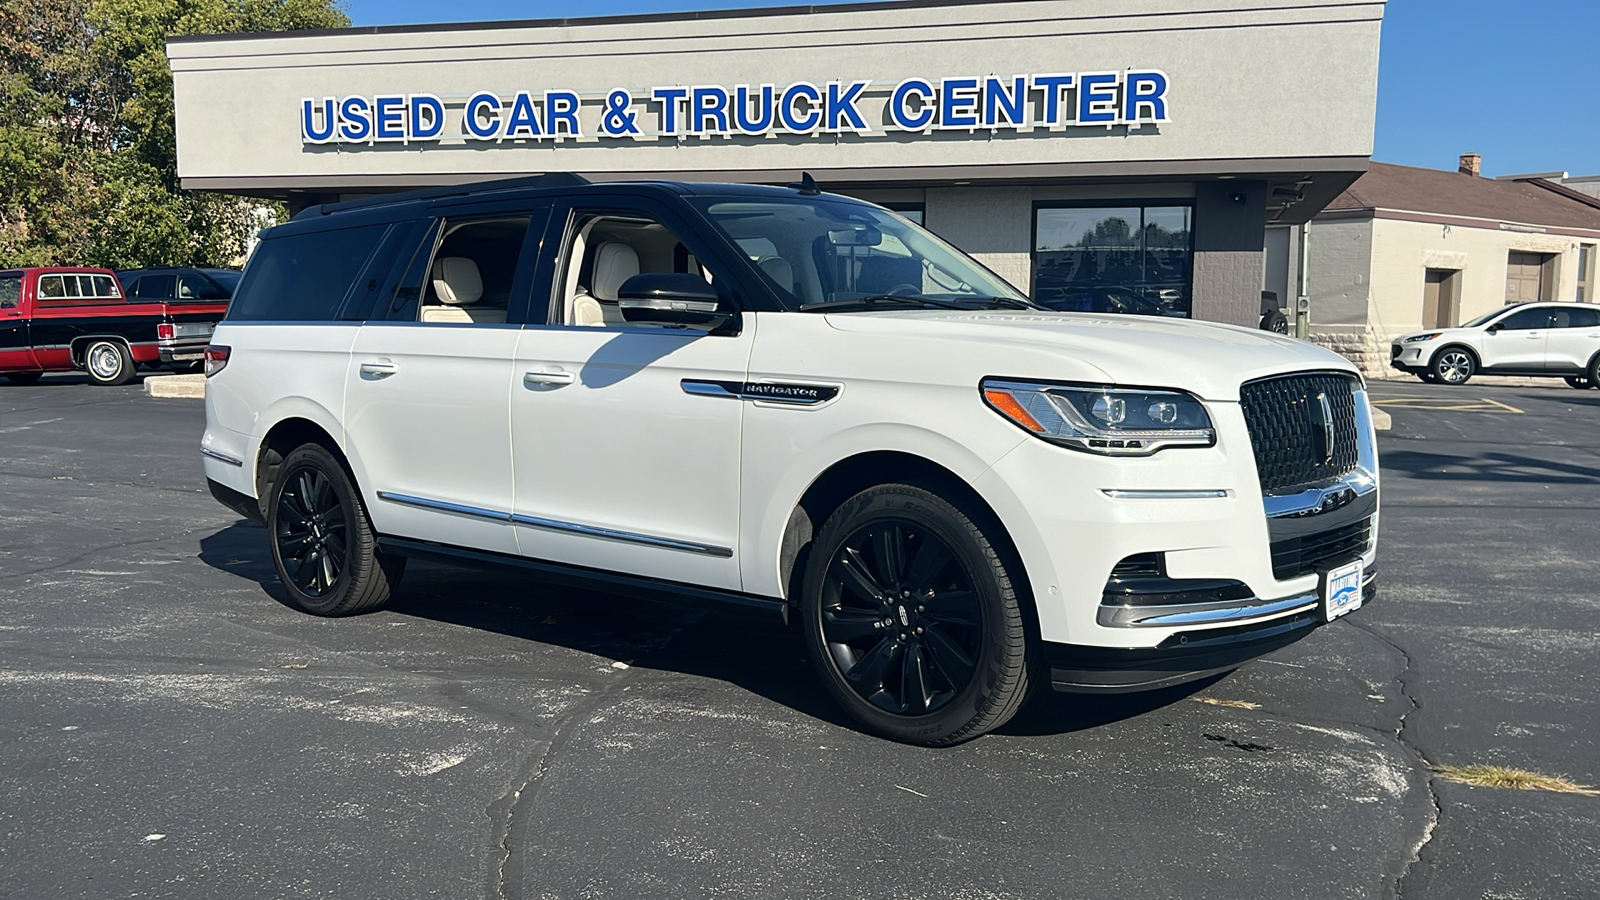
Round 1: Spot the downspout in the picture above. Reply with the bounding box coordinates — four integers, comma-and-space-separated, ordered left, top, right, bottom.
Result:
1295, 222, 1311, 340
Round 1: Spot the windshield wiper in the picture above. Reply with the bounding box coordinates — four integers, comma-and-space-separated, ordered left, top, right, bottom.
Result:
798, 295, 969, 312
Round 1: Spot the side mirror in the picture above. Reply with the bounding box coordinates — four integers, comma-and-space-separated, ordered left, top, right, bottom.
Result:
1486, 323, 1503, 334
617, 273, 730, 329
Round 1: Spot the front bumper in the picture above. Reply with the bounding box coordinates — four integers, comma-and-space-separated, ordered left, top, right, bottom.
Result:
1390, 342, 1428, 374
1047, 574, 1379, 693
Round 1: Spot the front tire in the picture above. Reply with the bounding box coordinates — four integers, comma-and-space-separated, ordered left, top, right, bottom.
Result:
1589, 355, 1600, 388
801, 483, 1032, 746
266, 443, 403, 616
1431, 347, 1475, 385
83, 340, 135, 386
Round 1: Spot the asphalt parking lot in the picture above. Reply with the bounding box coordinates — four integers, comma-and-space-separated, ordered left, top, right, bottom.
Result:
2, 373, 1597, 899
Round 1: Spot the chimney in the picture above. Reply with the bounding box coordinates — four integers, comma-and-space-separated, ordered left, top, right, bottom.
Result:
1459, 153, 1482, 177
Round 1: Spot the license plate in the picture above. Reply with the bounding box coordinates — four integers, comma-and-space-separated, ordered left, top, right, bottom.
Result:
1321, 560, 1364, 622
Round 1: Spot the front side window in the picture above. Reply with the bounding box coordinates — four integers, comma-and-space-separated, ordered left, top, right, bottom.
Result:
1497, 307, 1553, 330
1033, 204, 1193, 317
692, 197, 1025, 310
229, 224, 388, 321
0, 275, 20, 308
554, 210, 727, 328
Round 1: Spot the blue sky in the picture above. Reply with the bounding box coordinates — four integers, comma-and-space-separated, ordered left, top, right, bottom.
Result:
345, 0, 1600, 177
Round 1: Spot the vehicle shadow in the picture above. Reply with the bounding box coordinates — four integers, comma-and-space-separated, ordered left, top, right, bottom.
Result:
198, 520, 1213, 740
1381, 449, 1600, 484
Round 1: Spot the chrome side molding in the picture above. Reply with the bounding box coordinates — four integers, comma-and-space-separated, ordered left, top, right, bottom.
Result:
375, 491, 733, 558
200, 447, 244, 467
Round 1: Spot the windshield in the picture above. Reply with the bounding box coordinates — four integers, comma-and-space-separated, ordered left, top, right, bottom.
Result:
691, 196, 1028, 311
1462, 306, 1516, 328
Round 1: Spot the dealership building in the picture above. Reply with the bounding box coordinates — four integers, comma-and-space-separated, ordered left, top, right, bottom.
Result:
168, 0, 1384, 328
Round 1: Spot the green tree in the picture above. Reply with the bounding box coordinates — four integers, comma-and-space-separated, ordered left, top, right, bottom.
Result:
0, 0, 348, 269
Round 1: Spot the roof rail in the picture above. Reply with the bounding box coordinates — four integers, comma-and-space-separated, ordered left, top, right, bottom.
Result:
292, 172, 591, 220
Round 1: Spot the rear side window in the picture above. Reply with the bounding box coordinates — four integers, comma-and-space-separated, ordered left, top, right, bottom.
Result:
229, 224, 389, 321
0, 275, 20, 309
132, 275, 174, 300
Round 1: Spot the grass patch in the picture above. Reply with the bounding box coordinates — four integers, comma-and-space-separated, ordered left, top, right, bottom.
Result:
1193, 697, 1262, 710
1433, 765, 1598, 795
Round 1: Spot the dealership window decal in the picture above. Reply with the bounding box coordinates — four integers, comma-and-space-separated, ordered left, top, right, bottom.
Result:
301, 71, 1170, 145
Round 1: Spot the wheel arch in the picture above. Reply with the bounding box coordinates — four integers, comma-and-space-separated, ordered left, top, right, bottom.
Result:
69, 334, 131, 368
255, 416, 354, 518
1430, 342, 1480, 370
777, 450, 1039, 636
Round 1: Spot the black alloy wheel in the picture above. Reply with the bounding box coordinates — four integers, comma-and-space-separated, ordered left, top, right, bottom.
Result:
276, 466, 347, 598
802, 483, 1032, 746
266, 443, 403, 616
822, 522, 979, 716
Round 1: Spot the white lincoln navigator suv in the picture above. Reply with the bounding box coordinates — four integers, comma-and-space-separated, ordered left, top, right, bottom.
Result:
201, 174, 1379, 745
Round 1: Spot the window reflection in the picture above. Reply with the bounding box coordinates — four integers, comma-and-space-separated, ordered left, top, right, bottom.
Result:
1033, 205, 1194, 317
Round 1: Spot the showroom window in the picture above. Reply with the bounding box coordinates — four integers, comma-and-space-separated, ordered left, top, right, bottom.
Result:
1032, 204, 1193, 317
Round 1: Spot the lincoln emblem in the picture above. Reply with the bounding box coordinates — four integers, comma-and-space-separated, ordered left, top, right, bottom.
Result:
1313, 391, 1335, 463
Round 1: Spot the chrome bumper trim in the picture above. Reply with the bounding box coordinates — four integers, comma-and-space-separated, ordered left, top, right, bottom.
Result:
199, 447, 243, 467
1099, 591, 1319, 628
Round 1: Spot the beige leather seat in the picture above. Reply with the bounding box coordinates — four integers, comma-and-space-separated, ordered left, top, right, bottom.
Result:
421, 257, 506, 324
573, 243, 639, 327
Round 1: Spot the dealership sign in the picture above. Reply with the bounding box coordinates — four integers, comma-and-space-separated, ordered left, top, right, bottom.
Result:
300, 71, 1170, 144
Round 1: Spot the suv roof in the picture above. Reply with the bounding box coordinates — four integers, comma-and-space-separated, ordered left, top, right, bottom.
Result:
282, 173, 846, 233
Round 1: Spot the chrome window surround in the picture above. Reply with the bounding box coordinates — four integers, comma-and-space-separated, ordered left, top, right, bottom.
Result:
376, 491, 733, 558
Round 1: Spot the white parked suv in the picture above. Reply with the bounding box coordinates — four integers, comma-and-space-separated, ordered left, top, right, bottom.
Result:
201, 175, 1380, 745
1390, 301, 1600, 388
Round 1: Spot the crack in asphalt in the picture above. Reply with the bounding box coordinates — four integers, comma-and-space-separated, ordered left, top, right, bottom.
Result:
1346, 618, 1441, 899
487, 670, 639, 900
0, 520, 228, 584
0, 468, 210, 496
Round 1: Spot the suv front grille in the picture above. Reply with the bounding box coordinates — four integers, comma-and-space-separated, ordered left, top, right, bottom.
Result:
1271, 517, 1372, 580
1240, 372, 1360, 495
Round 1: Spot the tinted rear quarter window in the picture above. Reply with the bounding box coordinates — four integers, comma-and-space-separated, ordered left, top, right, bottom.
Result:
132, 274, 174, 300
0, 275, 19, 308
229, 224, 389, 321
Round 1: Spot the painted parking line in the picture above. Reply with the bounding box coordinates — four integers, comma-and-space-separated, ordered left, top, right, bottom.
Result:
1370, 397, 1525, 413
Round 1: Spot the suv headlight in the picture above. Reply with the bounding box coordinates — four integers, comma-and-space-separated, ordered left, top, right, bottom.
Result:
1403, 333, 1442, 343
981, 379, 1214, 456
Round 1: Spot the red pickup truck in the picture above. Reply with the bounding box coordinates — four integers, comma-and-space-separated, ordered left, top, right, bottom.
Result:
0, 267, 229, 385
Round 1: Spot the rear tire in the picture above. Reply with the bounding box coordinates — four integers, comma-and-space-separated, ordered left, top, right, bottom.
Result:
1589, 355, 1600, 388
1430, 347, 1475, 385
83, 340, 135, 386
3, 371, 43, 385
801, 483, 1032, 746
1565, 375, 1593, 390
1418, 372, 1440, 384
266, 443, 403, 616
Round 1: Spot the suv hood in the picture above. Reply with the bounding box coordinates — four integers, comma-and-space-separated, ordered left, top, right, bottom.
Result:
822, 310, 1359, 401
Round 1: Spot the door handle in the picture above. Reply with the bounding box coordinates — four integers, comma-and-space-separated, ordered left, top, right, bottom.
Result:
524, 369, 576, 387
359, 360, 399, 378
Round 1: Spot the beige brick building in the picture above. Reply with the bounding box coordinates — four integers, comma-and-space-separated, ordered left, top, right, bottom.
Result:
1301, 158, 1600, 375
